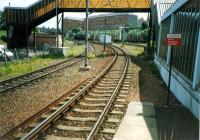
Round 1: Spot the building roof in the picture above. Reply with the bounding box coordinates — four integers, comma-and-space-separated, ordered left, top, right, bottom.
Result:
65, 17, 84, 21
88, 13, 137, 19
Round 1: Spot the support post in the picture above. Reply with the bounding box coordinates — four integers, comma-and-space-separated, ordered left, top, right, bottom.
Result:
122, 24, 125, 46
56, 0, 59, 48
147, 12, 152, 52
152, 25, 155, 53
166, 14, 175, 107
167, 46, 173, 106
4, 49, 7, 67
192, 29, 200, 89
62, 12, 64, 48
167, 14, 174, 65
7, 26, 9, 48
157, 24, 162, 56
26, 26, 29, 57
85, 0, 89, 67
34, 28, 36, 53
104, 17, 107, 52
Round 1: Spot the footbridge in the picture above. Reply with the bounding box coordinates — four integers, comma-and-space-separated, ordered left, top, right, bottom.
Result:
4, 0, 151, 49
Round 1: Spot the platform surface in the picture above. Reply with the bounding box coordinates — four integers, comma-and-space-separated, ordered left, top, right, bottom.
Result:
113, 101, 158, 140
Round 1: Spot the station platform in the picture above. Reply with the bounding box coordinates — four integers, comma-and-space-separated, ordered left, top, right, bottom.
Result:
113, 101, 198, 140
113, 102, 158, 140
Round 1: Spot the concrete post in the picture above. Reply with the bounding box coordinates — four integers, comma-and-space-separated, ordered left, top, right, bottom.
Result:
167, 14, 174, 65
157, 24, 162, 56
192, 28, 200, 89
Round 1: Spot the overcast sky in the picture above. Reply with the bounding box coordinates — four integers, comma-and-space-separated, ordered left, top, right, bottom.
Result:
1, 0, 148, 28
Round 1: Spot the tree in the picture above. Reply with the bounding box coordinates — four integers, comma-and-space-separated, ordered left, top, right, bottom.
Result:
0, 11, 6, 30
141, 22, 148, 30
72, 28, 82, 34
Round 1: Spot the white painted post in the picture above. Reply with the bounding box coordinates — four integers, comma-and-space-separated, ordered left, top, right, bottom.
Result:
192, 29, 200, 89
157, 23, 162, 56
167, 14, 174, 65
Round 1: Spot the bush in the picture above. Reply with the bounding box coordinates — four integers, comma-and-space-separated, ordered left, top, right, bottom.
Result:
72, 28, 82, 34
66, 46, 84, 58
97, 52, 107, 58
74, 31, 85, 40
1, 35, 7, 42
88, 53, 96, 59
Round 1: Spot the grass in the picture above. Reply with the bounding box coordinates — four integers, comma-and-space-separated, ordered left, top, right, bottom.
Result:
66, 45, 84, 58
123, 44, 144, 56
0, 56, 62, 81
64, 40, 74, 47
0, 30, 6, 45
88, 53, 96, 59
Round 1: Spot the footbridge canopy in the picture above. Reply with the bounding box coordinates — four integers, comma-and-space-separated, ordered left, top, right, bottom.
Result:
5, 0, 151, 26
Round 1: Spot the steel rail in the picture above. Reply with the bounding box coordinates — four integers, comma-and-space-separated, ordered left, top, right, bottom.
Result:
87, 45, 129, 140
0, 58, 83, 93
1, 45, 114, 139
0, 56, 81, 85
19, 46, 117, 140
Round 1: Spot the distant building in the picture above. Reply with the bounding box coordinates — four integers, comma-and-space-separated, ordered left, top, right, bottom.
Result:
63, 13, 138, 31
137, 17, 148, 27
88, 13, 138, 30
30, 33, 56, 47
64, 17, 84, 31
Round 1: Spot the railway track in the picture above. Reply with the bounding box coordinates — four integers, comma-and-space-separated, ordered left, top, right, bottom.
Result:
0, 43, 100, 94
0, 56, 82, 94
1, 45, 131, 140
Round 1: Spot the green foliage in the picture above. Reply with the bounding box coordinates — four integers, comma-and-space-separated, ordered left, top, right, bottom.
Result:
141, 22, 148, 30
0, 57, 59, 81
88, 53, 96, 59
97, 52, 107, 58
0, 11, 6, 30
64, 40, 74, 47
0, 30, 6, 44
74, 31, 85, 40
127, 29, 148, 43
72, 28, 82, 34
66, 45, 84, 58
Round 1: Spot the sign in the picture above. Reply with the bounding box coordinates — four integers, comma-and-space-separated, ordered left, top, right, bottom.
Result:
166, 34, 181, 46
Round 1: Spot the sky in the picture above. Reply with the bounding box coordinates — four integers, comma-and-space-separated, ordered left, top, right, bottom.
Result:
0, 0, 148, 28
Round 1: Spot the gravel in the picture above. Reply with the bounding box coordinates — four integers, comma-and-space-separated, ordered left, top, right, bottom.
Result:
0, 46, 111, 136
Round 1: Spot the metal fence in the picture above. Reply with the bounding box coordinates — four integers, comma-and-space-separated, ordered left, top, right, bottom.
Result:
171, 0, 200, 82
158, 0, 200, 83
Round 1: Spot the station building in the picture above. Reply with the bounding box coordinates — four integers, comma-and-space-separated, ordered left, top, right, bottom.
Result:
153, 0, 200, 119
